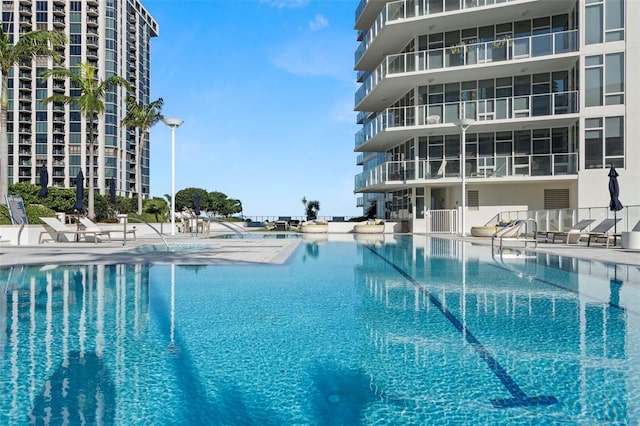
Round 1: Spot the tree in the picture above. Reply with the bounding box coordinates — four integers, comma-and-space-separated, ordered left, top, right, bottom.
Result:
221, 198, 242, 217
144, 197, 168, 223
121, 96, 164, 215
306, 200, 320, 221
0, 28, 66, 203
41, 63, 131, 218
175, 187, 209, 213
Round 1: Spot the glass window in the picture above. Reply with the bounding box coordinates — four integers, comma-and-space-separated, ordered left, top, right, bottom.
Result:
585, 55, 604, 107
585, 129, 603, 169
532, 129, 550, 154
585, 4, 603, 44
584, 116, 623, 169
585, 67, 603, 107
514, 130, 531, 154
478, 133, 494, 156
605, 116, 624, 166
605, 52, 624, 105
605, 0, 624, 41
552, 128, 569, 153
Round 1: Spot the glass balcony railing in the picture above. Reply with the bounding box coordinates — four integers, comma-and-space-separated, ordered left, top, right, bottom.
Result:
354, 153, 577, 191
355, 0, 520, 65
355, 0, 369, 22
355, 91, 578, 149
355, 30, 579, 106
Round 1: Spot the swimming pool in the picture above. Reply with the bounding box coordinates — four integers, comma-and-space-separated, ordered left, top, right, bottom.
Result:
1, 236, 638, 424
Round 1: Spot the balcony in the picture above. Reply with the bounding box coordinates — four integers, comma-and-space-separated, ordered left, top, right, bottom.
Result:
86, 36, 99, 47
52, 17, 65, 27
52, 6, 65, 16
355, 0, 389, 31
354, 153, 577, 192
356, 30, 578, 111
87, 48, 99, 59
355, 0, 573, 69
87, 6, 98, 16
87, 17, 99, 27
356, 91, 579, 151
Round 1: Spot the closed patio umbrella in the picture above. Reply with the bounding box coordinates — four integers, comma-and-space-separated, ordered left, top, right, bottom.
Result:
608, 166, 623, 233
74, 170, 85, 214
109, 178, 116, 204
38, 164, 48, 197
194, 193, 201, 216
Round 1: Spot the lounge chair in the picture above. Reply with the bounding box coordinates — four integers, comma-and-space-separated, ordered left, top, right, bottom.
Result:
80, 217, 136, 241
263, 220, 276, 231
542, 219, 595, 243
275, 220, 290, 231
584, 218, 622, 248
39, 217, 104, 244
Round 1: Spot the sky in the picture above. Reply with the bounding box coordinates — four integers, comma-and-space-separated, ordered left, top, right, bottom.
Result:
142, 0, 360, 218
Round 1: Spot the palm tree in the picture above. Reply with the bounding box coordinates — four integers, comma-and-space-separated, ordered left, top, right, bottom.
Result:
41, 63, 131, 218
0, 28, 66, 203
121, 96, 164, 214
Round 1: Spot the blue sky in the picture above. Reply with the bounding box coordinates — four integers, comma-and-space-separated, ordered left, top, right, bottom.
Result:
143, 0, 360, 218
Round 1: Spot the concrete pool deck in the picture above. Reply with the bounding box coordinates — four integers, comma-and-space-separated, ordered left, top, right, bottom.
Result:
0, 232, 302, 267
0, 231, 639, 267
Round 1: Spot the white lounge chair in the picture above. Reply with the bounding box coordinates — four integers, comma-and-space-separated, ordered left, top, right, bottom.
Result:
39, 217, 106, 244
80, 217, 135, 241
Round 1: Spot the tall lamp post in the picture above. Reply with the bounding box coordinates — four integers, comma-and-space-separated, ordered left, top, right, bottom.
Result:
455, 118, 474, 236
162, 118, 184, 235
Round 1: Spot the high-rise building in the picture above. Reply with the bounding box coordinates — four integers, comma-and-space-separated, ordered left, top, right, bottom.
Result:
1, 0, 158, 201
353, 0, 637, 233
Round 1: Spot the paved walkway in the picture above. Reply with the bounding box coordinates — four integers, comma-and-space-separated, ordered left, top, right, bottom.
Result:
0, 232, 638, 267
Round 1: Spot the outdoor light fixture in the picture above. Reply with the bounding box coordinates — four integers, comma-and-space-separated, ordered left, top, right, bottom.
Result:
456, 118, 474, 237
162, 118, 184, 236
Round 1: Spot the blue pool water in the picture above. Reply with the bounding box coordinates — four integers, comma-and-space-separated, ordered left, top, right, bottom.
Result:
1, 236, 639, 424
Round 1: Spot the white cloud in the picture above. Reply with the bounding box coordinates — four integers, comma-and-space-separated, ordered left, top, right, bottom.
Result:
259, 0, 309, 8
309, 14, 329, 31
268, 36, 354, 82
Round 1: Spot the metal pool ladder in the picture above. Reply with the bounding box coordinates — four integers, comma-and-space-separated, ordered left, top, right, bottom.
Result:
491, 218, 538, 251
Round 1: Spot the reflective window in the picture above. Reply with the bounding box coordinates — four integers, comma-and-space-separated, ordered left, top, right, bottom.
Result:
585, 116, 624, 169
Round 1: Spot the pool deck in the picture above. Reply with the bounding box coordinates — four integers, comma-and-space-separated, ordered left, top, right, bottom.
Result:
0, 231, 639, 267
0, 232, 302, 267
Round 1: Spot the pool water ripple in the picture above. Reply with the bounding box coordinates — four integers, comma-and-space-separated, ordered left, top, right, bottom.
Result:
1, 238, 639, 424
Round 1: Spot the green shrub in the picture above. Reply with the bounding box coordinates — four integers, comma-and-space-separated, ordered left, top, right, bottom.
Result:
0, 203, 56, 225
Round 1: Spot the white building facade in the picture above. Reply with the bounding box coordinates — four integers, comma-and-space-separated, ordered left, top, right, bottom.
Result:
353, 0, 636, 233
2, 0, 158, 202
